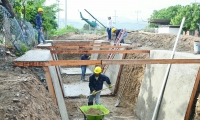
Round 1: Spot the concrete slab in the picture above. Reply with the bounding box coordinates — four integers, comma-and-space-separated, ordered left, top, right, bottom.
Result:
63, 82, 112, 97
61, 67, 93, 75
135, 50, 200, 120
15, 49, 51, 61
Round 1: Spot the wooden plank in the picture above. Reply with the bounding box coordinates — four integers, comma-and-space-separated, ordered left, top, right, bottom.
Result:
50, 50, 150, 54
184, 66, 200, 120
43, 66, 58, 105
37, 45, 136, 49
102, 59, 200, 65
53, 42, 110, 46
14, 59, 200, 67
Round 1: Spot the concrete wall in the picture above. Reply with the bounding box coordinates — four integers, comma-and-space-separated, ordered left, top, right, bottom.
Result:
15, 50, 69, 120
88, 40, 110, 71
135, 50, 200, 120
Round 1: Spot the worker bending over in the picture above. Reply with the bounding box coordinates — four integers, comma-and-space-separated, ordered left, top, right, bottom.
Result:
111, 28, 128, 43
88, 66, 112, 105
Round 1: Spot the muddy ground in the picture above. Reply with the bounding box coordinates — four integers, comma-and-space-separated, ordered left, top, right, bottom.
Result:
0, 31, 200, 119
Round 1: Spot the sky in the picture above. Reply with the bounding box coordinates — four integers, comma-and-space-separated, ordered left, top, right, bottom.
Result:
45, 0, 198, 29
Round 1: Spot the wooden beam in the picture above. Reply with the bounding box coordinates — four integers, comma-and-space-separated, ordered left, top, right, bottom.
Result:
184, 66, 200, 120
37, 45, 136, 49
43, 67, 58, 105
50, 50, 150, 54
52, 42, 110, 46
102, 59, 200, 65
14, 59, 200, 67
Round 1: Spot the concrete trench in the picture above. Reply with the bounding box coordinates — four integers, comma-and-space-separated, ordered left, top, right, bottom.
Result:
14, 40, 200, 120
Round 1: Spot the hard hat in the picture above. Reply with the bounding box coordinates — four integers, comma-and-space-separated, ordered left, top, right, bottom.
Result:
94, 66, 102, 74
112, 28, 117, 33
38, 8, 44, 12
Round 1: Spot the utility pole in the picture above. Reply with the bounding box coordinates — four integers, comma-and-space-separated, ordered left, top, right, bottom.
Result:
65, 0, 67, 27
113, 10, 118, 27
57, 0, 60, 28
135, 11, 141, 31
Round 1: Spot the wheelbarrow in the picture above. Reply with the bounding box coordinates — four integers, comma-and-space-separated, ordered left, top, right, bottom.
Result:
79, 105, 110, 120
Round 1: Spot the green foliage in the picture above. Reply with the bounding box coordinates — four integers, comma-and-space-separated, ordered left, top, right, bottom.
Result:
0, 39, 3, 44
49, 25, 78, 37
12, 0, 59, 30
15, 43, 29, 56
149, 4, 200, 31
149, 5, 183, 27
171, 4, 200, 31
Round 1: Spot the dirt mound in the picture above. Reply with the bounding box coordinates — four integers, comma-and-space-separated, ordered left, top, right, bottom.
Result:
126, 32, 199, 53
0, 60, 61, 120
51, 32, 106, 40
85, 108, 104, 115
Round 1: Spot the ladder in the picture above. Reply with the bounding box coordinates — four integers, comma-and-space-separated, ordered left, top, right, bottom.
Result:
102, 29, 126, 74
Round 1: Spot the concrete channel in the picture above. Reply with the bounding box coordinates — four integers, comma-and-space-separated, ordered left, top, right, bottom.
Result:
14, 40, 200, 120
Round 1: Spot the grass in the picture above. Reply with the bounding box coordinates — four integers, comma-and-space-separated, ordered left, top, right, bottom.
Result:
49, 25, 78, 37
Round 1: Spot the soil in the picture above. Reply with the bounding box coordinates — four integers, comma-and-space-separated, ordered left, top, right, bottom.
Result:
0, 57, 61, 120
1, 31, 200, 120
84, 108, 104, 115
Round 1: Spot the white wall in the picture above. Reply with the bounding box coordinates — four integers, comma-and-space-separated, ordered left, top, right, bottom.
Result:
158, 27, 169, 33
158, 26, 179, 35
168, 28, 179, 34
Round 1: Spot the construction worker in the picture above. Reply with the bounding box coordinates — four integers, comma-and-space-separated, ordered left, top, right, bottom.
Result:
36, 8, 46, 44
106, 17, 112, 41
88, 66, 112, 105
81, 54, 90, 81
111, 28, 128, 43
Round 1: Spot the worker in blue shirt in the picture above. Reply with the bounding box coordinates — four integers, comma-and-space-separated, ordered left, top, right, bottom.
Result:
36, 8, 46, 44
81, 54, 90, 81
111, 28, 128, 43
88, 66, 112, 105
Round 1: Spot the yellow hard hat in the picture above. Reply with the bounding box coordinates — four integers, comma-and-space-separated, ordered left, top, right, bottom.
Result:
94, 66, 102, 74
38, 8, 44, 12
112, 28, 117, 33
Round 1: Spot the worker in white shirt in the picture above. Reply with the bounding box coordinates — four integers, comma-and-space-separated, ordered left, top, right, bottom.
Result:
107, 17, 112, 41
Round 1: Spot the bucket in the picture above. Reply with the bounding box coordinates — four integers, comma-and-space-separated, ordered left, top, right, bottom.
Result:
194, 41, 200, 54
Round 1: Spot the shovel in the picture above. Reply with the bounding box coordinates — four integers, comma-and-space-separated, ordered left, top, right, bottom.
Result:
115, 67, 134, 107
88, 84, 115, 96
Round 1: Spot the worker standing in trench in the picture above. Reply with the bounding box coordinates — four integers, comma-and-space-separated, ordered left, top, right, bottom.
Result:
88, 66, 112, 105
80, 54, 90, 81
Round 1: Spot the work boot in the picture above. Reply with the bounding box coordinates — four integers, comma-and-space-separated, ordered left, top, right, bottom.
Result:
88, 102, 93, 106
83, 76, 85, 81
81, 76, 83, 81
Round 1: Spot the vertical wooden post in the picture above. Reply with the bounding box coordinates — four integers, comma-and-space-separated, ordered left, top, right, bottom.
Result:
43, 66, 58, 106
185, 66, 200, 120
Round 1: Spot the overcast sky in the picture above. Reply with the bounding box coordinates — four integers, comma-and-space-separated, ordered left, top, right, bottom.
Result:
45, 0, 198, 28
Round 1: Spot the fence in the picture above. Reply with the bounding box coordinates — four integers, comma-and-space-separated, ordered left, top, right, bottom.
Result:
0, 5, 37, 53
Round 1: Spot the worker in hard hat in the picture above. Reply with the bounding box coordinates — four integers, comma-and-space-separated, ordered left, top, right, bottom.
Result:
80, 54, 90, 81
36, 8, 46, 44
111, 28, 128, 43
88, 66, 112, 105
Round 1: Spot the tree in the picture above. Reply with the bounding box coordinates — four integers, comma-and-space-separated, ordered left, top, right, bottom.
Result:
0, 0, 15, 18
12, 0, 59, 30
149, 5, 183, 27
171, 4, 200, 31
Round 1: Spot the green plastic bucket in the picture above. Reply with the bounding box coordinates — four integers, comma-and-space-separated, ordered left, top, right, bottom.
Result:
80, 105, 110, 120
